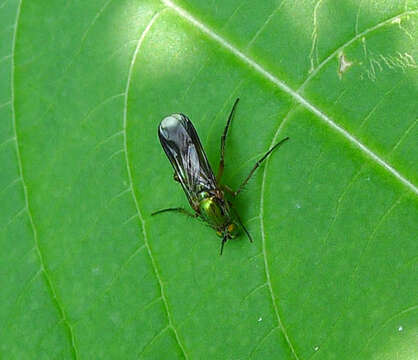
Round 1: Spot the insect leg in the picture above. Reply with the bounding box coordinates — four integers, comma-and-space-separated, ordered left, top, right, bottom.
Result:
229, 202, 253, 243
234, 137, 289, 196
216, 98, 240, 182
220, 235, 228, 255
220, 184, 235, 195
151, 207, 197, 218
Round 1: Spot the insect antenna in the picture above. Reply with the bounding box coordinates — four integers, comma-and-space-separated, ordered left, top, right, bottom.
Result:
220, 235, 228, 255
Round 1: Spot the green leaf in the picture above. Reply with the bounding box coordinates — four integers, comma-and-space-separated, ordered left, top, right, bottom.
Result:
1, 0, 417, 359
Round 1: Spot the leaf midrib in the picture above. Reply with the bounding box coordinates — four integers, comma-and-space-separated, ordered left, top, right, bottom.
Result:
159, 1, 418, 359
163, 0, 418, 195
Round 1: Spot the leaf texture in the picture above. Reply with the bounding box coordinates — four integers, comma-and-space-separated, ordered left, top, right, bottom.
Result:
1, 0, 417, 359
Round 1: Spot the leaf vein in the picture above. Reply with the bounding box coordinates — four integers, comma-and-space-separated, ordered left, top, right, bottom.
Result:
203, 79, 244, 148
73, 245, 149, 325
302, 9, 417, 89
320, 166, 364, 247
390, 117, 417, 155
249, 326, 279, 359
360, 305, 418, 354
350, 193, 405, 278
358, 79, 405, 130
260, 166, 300, 359
308, 192, 408, 356
0, 54, 12, 64
0, 136, 15, 148
240, 282, 268, 305
246, 0, 287, 49
122, 10, 189, 360
0, 99, 11, 108
11, 1, 79, 357
163, 0, 418, 194
137, 325, 170, 359
0, 177, 21, 197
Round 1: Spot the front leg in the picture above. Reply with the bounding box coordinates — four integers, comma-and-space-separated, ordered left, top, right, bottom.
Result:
151, 207, 197, 218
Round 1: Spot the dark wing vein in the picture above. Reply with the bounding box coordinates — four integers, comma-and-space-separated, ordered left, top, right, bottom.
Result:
158, 113, 217, 207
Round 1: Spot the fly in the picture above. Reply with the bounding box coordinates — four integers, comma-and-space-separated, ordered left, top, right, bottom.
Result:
152, 98, 289, 255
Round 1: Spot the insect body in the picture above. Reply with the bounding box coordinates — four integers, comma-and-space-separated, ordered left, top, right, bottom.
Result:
152, 99, 289, 255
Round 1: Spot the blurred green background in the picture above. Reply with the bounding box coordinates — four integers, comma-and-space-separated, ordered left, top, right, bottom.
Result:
1, 0, 417, 359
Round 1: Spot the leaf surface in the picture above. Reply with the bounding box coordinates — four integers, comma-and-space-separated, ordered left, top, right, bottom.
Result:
1, 0, 417, 359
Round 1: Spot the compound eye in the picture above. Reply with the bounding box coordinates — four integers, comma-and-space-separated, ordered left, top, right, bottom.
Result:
227, 223, 239, 238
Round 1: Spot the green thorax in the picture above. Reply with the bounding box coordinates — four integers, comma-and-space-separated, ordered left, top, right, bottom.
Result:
198, 191, 230, 228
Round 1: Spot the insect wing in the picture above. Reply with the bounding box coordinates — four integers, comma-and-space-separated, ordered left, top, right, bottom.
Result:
158, 113, 217, 207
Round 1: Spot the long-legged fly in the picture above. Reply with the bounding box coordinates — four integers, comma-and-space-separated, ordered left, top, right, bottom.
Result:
152, 99, 289, 255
